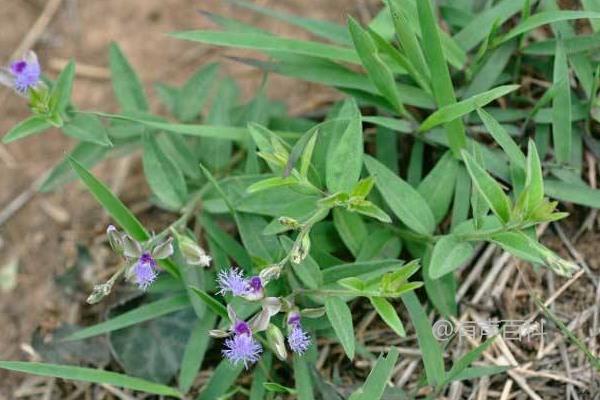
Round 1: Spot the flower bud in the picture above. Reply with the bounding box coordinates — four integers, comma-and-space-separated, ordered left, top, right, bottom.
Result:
259, 265, 281, 282
209, 329, 230, 338
545, 253, 579, 277
151, 237, 174, 260
122, 235, 143, 259
266, 324, 288, 360
278, 217, 301, 229
301, 307, 326, 318
291, 232, 311, 264
178, 236, 211, 267
86, 283, 112, 304
106, 225, 124, 255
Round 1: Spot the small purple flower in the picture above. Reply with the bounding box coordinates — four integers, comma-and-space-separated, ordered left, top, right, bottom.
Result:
222, 321, 263, 368
217, 267, 249, 296
287, 313, 311, 354
248, 276, 263, 292
232, 320, 250, 336
133, 252, 158, 290
1, 51, 41, 94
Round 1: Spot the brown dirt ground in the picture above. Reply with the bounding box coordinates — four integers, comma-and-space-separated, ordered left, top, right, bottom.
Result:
0, 0, 377, 397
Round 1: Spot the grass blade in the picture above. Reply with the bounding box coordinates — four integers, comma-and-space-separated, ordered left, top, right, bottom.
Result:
401, 292, 445, 386
64, 295, 190, 341
0, 361, 182, 398
552, 39, 571, 164
170, 31, 359, 63
416, 0, 466, 156
68, 157, 148, 241
419, 85, 519, 132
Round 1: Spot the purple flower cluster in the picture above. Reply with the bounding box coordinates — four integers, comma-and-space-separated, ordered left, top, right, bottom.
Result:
222, 320, 263, 369
216, 268, 311, 368
287, 313, 311, 354
217, 267, 264, 299
0, 51, 41, 94
132, 252, 158, 290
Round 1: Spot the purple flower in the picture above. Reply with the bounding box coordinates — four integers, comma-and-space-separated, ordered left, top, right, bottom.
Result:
233, 320, 252, 336
248, 276, 263, 292
222, 320, 263, 368
133, 252, 158, 290
287, 313, 311, 354
217, 267, 249, 296
1, 51, 41, 94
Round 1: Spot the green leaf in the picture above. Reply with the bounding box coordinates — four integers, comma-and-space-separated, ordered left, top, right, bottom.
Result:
68, 157, 148, 241
201, 78, 238, 170
247, 176, 299, 193
171, 31, 359, 63
0, 361, 182, 398
423, 246, 458, 317
451, 166, 471, 230
109, 305, 195, 384
62, 114, 112, 146
348, 17, 404, 114
176, 63, 219, 122
401, 292, 445, 386
179, 312, 217, 393
525, 140, 544, 213
236, 56, 435, 109
357, 228, 401, 261
477, 108, 526, 170
189, 287, 229, 319
109, 42, 149, 112
419, 85, 519, 132
324, 297, 355, 359
429, 234, 474, 279
461, 150, 512, 223
349, 201, 393, 223
386, 0, 430, 90
142, 133, 188, 209
3, 115, 52, 143
453, 0, 523, 51
370, 297, 405, 337
322, 260, 402, 285
523, 31, 600, 55
544, 179, 600, 208
326, 103, 363, 193
417, 151, 459, 223
39, 142, 108, 192
348, 347, 399, 400
51, 59, 76, 114
199, 214, 253, 267
263, 382, 295, 395
236, 213, 281, 263
552, 39, 571, 164
416, 0, 466, 156
196, 359, 243, 400
463, 41, 516, 99
445, 335, 499, 383
250, 354, 273, 400
364, 155, 435, 235
63, 295, 190, 341
226, 0, 349, 44
488, 231, 545, 264
333, 208, 368, 257
501, 10, 600, 43
293, 354, 315, 400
